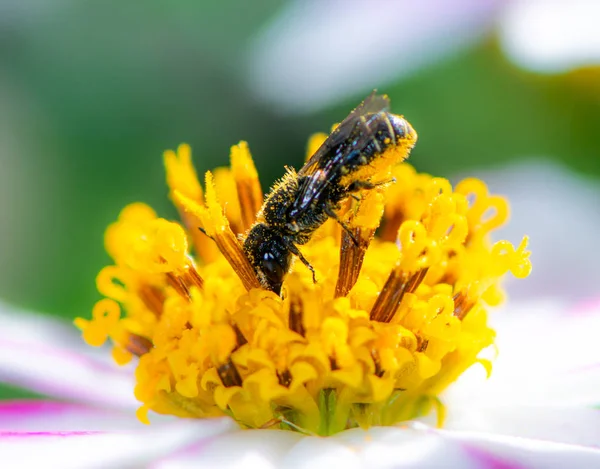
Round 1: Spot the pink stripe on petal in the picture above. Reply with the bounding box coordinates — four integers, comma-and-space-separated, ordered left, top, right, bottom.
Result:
434, 427, 600, 469
461, 442, 527, 469
570, 298, 600, 317
0, 302, 138, 409
0, 419, 237, 469
346, 423, 600, 469
0, 431, 103, 438
0, 400, 143, 432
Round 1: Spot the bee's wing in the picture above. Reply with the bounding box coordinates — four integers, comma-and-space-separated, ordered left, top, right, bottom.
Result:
299, 91, 390, 176
292, 92, 390, 213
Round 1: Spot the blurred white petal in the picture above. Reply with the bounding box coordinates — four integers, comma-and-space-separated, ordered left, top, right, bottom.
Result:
472, 160, 600, 301
489, 300, 600, 403
0, 419, 237, 469
0, 300, 94, 353
448, 404, 600, 447
0, 301, 137, 409
247, 0, 502, 113
499, 0, 600, 73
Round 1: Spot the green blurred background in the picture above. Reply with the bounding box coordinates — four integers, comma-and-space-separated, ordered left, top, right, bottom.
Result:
0, 1, 598, 326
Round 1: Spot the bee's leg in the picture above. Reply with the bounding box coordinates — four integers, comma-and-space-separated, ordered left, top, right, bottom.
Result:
324, 203, 359, 246
346, 178, 395, 193
283, 239, 317, 283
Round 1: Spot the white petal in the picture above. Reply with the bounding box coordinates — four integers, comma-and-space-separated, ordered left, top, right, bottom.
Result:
282, 436, 361, 469
443, 297, 600, 415
0, 418, 237, 469
447, 403, 600, 447
0, 302, 137, 409
0, 400, 142, 432
488, 299, 600, 406
247, 0, 502, 113
154, 429, 304, 469
335, 426, 479, 469
499, 0, 600, 73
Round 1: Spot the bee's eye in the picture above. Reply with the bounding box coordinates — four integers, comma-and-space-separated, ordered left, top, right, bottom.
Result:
261, 251, 286, 293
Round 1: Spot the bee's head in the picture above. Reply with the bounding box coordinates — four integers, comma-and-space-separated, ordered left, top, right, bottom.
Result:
243, 224, 292, 295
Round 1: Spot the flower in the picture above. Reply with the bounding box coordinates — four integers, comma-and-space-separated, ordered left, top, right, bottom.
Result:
73, 119, 531, 435
1, 298, 600, 467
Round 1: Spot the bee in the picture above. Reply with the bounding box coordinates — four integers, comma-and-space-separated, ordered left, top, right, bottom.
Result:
243, 92, 418, 294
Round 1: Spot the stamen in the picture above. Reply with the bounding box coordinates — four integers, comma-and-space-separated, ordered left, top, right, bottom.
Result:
165, 262, 205, 301
163, 144, 219, 263
137, 285, 165, 317
173, 174, 261, 291
379, 212, 405, 242
370, 268, 426, 323
212, 167, 244, 235
277, 369, 293, 387
415, 335, 429, 352
232, 323, 248, 348
217, 358, 243, 387
336, 190, 385, 297
336, 227, 365, 297
166, 272, 191, 300
125, 333, 153, 357
453, 290, 475, 320
288, 291, 306, 337
230, 142, 263, 233
371, 350, 385, 378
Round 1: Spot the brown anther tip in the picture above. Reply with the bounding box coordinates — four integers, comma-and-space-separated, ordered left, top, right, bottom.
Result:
370, 268, 428, 323
217, 358, 243, 387
166, 272, 192, 300
416, 336, 429, 353
125, 334, 153, 357
277, 369, 293, 388
453, 291, 475, 320
335, 226, 372, 298
138, 285, 165, 317
288, 293, 306, 337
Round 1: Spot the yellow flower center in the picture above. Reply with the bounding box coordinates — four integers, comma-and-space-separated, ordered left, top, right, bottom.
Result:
75, 133, 531, 436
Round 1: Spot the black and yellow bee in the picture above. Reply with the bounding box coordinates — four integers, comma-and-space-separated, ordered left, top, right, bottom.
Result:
243, 92, 418, 294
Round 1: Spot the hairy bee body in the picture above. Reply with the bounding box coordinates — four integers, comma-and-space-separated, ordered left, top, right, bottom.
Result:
243, 93, 417, 294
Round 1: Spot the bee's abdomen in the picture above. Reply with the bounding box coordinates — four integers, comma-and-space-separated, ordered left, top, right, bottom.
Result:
333, 113, 399, 173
